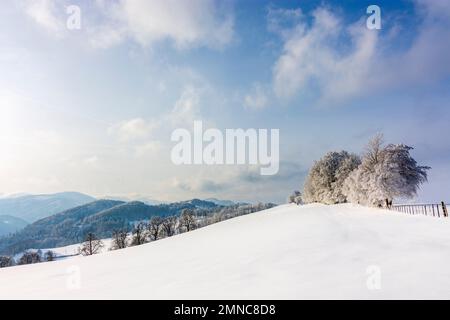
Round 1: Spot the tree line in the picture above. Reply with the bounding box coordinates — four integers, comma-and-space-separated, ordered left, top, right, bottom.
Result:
86, 203, 275, 255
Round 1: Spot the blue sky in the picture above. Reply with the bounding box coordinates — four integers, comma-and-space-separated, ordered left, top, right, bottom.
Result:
0, 0, 449, 203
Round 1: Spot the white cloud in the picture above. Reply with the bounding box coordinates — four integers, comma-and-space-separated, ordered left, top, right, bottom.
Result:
20, 0, 234, 50
90, 0, 233, 50
271, 1, 450, 106
88, 24, 126, 49
244, 83, 269, 110
22, 0, 65, 36
272, 7, 377, 105
169, 85, 202, 126
134, 141, 161, 157
109, 118, 155, 142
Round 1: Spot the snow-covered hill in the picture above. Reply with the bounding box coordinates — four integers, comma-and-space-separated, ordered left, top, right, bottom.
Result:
1, 204, 449, 299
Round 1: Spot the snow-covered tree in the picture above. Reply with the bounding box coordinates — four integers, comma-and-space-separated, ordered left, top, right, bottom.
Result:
343, 135, 430, 206
0, 256, 14, 268
18, 251, 41, 265
288, 191, 302, 204
110, 229, 128, 250
79, 233, 104, 256
179, 209, 196, 233
161, 216, 177, 238
44, 250, 56, 262
303, 151, 361, 204
148, 216, 164, 241
131, 222, 147, 246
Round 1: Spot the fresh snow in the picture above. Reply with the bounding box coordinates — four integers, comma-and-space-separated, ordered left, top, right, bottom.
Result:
13, 239, 113, 261
1, 203, 450, 299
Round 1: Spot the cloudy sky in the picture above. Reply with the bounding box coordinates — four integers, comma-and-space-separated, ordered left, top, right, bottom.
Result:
0, 0, 449, 203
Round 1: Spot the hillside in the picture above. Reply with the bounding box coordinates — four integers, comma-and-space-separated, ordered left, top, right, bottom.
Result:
0, 192, 96, 223
0, 215, 28, 237
1, 204, 449, 299
0, 200, 124, 254
0, 199, 221, 255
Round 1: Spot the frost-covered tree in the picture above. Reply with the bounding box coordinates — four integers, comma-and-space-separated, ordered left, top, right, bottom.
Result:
148, 216, 164, 241
79, 233, 104, 256
0, 255, 14, 268
161, 216, 177, 238
44, 250, 56, 262
288, 191, 302, 204
179, 209, 196, 233
110, 229, 128, 250
130, 222, 147, 246
18, 251, 41, 265
303, 151, 361, 204
343, 135, 430, 206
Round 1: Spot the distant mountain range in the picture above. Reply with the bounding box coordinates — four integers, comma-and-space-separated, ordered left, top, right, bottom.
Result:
0, 192, 96, 223
99, 195, 164, 205
0, 215, 28, 237
205, 198, 246, 206
0, 198, 222, 255
0, 191, 240, 240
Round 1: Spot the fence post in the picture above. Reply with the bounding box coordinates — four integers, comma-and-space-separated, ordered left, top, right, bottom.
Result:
442, 202, 448, 218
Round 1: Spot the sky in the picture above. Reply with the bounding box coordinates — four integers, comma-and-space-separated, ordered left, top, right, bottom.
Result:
0, 0, 449, 204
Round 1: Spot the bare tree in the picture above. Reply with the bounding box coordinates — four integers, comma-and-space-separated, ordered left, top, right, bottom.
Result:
179, 209, 196, 233
110, 229, 128, 250
44, 250, 56, 262
161, 216, 177, 238
0, 256, 14, 268
79, 233, 104, 256
148, 216, 164, 241
18, 251, 41, 265
131, 222, 147, 246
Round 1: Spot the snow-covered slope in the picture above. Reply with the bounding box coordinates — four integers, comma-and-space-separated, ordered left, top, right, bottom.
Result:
1, 204, 449, 299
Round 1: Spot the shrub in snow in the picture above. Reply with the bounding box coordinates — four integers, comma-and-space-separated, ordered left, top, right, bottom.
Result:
18, 251, 41, 265
0, 255, 14, 268
343, 135, 430, 206
44, 250, 56, 262
303, 151, 361, 204
288, 191, 303, 204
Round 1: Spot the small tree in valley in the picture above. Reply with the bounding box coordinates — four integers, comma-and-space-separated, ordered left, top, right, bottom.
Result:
80, 233, 104, 256
131, 222, 147, 246
0, 256, 14, 268
179, 209, 196, 233
110, 229, 128, 250
148, 216, 164, 241
161, 216, 177, 238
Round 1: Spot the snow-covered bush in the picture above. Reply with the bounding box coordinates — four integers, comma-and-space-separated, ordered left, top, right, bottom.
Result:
110, 229, 128, 250
18, 251, 41, 265
343, 135, 430, 206
303, 151, 361, 204
288, 191, 302, 204
0, 255, 14, 268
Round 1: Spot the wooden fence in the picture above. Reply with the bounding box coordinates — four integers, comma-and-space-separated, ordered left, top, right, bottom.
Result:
390, 201, 449, 218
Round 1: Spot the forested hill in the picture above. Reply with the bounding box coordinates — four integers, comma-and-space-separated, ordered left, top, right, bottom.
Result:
0, 199, 220, 255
